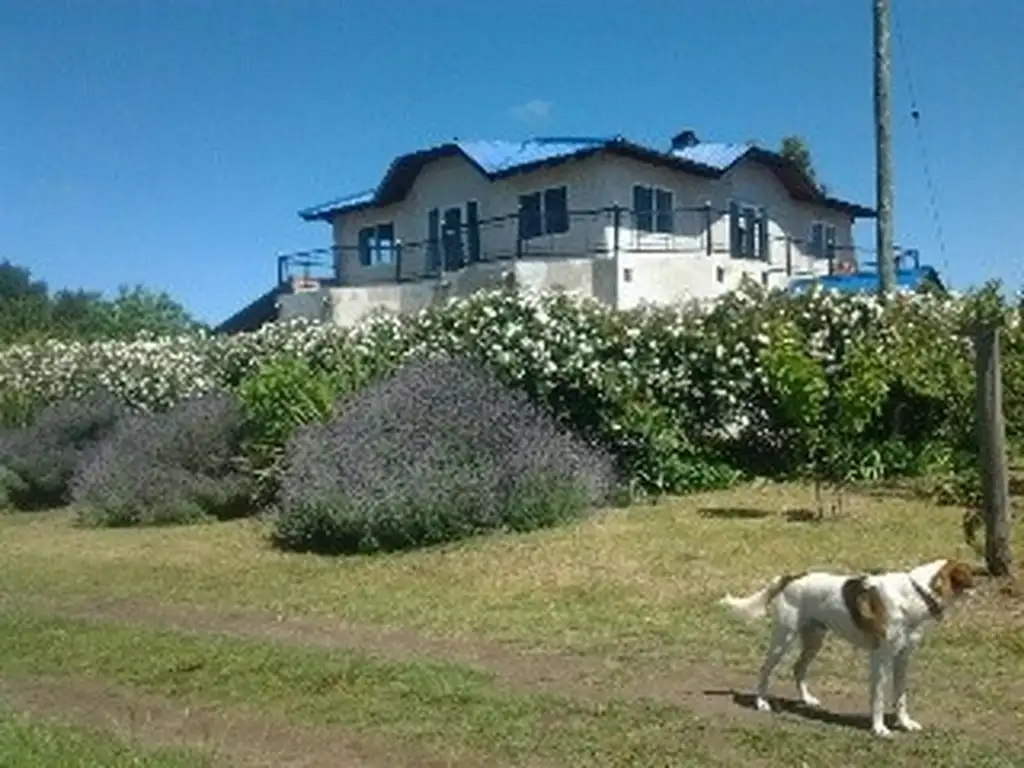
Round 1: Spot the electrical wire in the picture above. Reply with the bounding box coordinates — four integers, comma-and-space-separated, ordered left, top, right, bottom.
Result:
892, 0, 949, 273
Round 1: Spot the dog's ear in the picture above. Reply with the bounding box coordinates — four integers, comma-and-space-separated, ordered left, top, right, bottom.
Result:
948, 560, 977, 594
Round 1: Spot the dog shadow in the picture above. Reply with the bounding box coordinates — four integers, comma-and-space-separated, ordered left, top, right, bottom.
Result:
704, 689, 880, 732
697, 507, 825, 524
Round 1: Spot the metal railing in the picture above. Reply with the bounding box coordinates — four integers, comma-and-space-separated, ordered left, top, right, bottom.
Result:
276, 204, 874, 290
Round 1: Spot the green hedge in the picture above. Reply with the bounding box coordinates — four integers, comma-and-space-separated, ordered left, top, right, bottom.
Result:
1, 281, 1020, 497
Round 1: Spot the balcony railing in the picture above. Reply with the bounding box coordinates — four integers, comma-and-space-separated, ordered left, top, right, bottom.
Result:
276, 204, 872, 290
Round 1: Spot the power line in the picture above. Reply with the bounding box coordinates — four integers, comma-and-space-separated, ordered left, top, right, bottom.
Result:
892, 0, 949, 273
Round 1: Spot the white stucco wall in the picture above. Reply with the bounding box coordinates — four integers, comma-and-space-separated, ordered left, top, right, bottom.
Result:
321, 146, 863, 318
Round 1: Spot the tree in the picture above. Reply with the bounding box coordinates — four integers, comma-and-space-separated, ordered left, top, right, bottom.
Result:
779, 135, 824, 193
0, 260, 204, 345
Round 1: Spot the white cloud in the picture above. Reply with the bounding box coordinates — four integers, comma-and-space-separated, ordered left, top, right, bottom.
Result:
509, 99, 552, 123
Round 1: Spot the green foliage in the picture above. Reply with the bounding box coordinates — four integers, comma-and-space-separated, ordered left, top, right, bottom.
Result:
779, 135, 820, 190
236, 356, 342, 507
0, 283, 1021, 500
0, 260, 204, 347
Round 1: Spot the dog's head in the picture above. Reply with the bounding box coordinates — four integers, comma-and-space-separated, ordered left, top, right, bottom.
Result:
931, 559, 978, 603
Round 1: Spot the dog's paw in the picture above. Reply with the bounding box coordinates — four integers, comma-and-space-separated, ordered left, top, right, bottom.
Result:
896, 716, 922, 732
755, 697, 773, 713
871, 724, 894, 739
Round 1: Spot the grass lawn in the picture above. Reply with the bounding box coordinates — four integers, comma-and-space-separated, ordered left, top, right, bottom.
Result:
1, 481, 1021, 766
0, 711, 211, 768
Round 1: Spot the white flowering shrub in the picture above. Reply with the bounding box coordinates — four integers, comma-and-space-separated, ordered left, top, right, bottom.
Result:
0, 281, 1020, 499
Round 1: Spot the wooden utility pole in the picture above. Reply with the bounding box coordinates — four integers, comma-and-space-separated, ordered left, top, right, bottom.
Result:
974, 326, 1013, 577
873, 0, 896, 295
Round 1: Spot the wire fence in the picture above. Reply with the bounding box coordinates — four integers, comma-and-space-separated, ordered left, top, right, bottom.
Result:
276, 204, 903, 291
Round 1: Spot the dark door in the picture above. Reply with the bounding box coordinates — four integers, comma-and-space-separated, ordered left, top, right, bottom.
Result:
442, 206, 464, 271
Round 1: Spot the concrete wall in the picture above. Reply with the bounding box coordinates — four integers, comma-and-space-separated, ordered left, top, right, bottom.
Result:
327, 256, 601, 328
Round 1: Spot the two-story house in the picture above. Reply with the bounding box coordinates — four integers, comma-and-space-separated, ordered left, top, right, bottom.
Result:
220, 128, 876, 332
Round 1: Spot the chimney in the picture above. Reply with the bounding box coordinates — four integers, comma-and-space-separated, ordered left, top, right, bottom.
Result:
670, 129, 699, 151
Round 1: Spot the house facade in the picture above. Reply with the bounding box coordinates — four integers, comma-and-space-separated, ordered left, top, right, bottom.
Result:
276, 130, 876, 328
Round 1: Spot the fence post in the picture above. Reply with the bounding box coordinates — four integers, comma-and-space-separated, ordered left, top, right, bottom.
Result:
704, 203, 713, 256
612, 205, 621, 259
973, 324, 1013, 577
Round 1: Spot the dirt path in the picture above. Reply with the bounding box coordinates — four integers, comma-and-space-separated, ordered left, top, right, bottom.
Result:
6, 589, 1016, 743
0, 676, 479, 768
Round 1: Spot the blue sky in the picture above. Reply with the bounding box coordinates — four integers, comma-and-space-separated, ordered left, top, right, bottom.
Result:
3, 0, 1021, 324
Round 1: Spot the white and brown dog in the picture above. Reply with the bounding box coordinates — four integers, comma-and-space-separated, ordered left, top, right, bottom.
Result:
719, 559, 976, 738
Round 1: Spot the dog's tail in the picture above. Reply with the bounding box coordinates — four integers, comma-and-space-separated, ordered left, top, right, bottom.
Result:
718, 573, 801, 622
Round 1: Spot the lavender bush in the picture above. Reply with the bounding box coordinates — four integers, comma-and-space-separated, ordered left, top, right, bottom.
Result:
72, 390, 252, 527
273, 355, 619, 554
0, 390, 127, 509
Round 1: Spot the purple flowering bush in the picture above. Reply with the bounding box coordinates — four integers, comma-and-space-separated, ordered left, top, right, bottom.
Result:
71, 391, 252, 527
0, 390, 127, 509
272, 355, 619, 555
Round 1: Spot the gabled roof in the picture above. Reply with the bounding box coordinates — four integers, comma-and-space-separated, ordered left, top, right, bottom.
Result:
298, 135, 875, 222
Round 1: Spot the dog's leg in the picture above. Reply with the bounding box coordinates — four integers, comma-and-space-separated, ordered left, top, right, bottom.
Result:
755, 623, 796, 713
892, 649, 922, 732
792, 623, 827, 708
869, 648, 893, 738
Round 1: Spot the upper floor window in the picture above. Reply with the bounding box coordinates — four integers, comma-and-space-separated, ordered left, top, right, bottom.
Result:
632, 185, 674, 234
729, 202, 769, 260
808, 221, 838, 260
518, 185, 569, 240
357, 222, 396, 266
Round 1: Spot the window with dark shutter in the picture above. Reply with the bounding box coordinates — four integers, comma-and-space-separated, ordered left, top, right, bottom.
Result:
358, 226, 374, 266
376, 223, 395, 265
543, 186, 569, 234
824, 225, 837, 262
808, 223, 825, 259
633, 185, 654, 233
466, 201, 481, 262
729, 201, 741, 258
518, 193, 542, 240
757, 209, 769, 261
655, 189, 674, 234
427, 208, 441, 271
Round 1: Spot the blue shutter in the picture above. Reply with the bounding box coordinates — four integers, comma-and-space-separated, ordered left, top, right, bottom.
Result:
543, 186, 569, 234
758, 209, 769, 261
655, 189, 674, 233
728, 201, 740, 258
518, 193, 542, 240
633, 185, 653, 232
427, 209, 440, 271
466, 201, 481, 262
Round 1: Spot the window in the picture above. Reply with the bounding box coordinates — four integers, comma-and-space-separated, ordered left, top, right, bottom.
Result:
729, 202, 769, 260
357, 222, 396, 266
808, 222, 838, 260
632, 185, 674, 234
518, 185, 569, 240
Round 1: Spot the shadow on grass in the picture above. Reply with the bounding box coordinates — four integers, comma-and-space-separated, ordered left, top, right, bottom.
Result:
697, 507, 827, 524
704, 688, 889, 733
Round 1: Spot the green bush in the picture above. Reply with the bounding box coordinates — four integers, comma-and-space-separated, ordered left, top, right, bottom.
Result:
0, 282, 1020, 498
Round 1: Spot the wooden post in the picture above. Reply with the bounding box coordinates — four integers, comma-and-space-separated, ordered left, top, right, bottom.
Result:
974, 325, 1013, 577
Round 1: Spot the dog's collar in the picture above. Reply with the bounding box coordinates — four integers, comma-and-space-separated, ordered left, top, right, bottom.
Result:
910, 578, 945, 621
